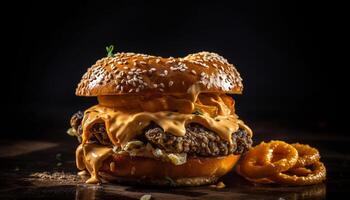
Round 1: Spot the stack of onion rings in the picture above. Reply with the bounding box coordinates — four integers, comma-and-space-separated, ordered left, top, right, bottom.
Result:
236, 141, 326, 186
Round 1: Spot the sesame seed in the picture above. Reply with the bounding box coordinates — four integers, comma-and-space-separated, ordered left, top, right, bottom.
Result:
159, 88, 164, 92
150, 68, 156, 71
128, 89, 133, 93
164, 70, 168, 75
156, 59, 160, 63
191, 70, 196, 75
123, 66, 129, 70
160, 83, 165, 88
153, 84, 158, 88
135, 88, 140, 92
168, 81, 174, 87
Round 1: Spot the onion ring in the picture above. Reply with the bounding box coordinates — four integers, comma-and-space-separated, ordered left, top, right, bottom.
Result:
292, 143, 320, 168
236, 164, 274, 184
287, 167, 313, 176
270, 161, 326, 186
240, 141, 298, 179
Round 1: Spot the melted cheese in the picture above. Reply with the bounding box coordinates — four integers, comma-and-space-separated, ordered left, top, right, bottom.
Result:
82, 107, 242, 145
77, 89, 253, 184
82, 93, 246, 146
76, 143, 112, 183
76, 141, 188, 184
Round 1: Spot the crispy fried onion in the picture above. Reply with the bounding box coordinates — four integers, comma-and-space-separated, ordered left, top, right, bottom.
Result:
236, 164, 274, 184
239, 141, 298, 179
270, 161, 326, 186
236, 141, 326, 186
292, 143, 320, 168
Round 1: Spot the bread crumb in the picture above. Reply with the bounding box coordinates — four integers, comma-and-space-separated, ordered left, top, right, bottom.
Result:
140, 194, 152, 200
28, 171, 81, 184
210, 181, 226, 189
216, 181, 226, 188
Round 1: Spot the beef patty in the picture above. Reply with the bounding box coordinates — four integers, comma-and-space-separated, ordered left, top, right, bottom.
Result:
70, 111, 252, 156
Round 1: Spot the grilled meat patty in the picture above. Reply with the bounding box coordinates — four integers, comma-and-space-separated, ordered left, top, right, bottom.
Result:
144, 125, 252, 156
70, 111, 252, 156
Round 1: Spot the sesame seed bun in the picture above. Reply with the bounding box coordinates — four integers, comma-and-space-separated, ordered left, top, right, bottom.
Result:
98, 154, 240, 186
75, 52, 243, 96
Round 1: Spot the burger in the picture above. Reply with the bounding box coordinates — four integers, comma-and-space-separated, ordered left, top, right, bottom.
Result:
68, 51, 253, 186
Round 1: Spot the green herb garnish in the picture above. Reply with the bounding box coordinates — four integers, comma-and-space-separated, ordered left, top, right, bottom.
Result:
165, 176, 176, 186
106, 45, 115, 57
166, 112, 173, 116
192, 109, 204, 115
55, 153, 62, 161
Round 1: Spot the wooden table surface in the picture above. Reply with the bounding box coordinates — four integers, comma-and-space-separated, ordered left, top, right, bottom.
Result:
0, 123, 348, 199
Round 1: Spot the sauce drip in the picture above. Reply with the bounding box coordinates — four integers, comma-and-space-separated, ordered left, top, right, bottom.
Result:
76, 143, 112, 184
76, 86, 253, 183
82, 92, 248, 146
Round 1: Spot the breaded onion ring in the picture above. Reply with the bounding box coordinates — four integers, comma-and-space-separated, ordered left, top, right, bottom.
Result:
270, 161, 326, 186
240, 141, 298, 179
236, 164, 274, 184
287, 167, 313, 176
292, 143, 320, 168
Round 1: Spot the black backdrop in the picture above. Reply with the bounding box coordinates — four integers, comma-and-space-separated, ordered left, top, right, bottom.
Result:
2, 0, 345, 138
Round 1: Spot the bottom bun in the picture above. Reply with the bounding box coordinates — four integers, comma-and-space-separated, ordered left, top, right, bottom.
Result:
99, 154, 240, 186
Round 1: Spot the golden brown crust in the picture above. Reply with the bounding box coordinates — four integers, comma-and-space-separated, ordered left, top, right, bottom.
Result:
75, 52, 243, 96
98, 154, 240, 186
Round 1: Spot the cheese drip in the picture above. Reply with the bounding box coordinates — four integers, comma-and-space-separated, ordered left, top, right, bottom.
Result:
76, 120, 251, 184
82, 93, 251, 146
77, 92, 253, 184
76, 143, 112, 184
82, 106, 241, 146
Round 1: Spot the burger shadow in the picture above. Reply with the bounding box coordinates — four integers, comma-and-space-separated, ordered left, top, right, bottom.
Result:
220, 173, 327, 199
0, 139, 328, 200
85, 173, 326, 200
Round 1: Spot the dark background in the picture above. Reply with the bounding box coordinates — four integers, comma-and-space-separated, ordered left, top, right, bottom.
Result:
2, 0, 345, 139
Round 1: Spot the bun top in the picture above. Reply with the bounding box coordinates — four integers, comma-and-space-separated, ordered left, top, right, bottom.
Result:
76, 52, 243, 96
